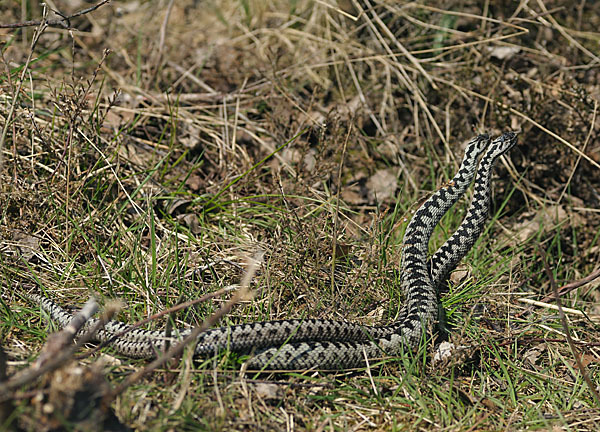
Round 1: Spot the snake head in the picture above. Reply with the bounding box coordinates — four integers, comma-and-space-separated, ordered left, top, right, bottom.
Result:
501, 130, 519, 146
489, 131, 518, 158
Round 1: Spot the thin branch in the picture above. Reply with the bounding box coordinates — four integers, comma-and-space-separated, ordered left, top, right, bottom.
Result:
0, 1, 110, 29
148, 0, 175, 86
79, 285, 237, 359
0, 11, 47, 173
0, 298, 117, 401
34, 298, 99, 368
540, 248, 600, 406
540, 267, 600, 303
101, 252, 264, 406
497, 336, 600, 348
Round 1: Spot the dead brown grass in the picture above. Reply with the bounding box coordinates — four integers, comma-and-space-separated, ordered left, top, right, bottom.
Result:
1, 0, 600, 430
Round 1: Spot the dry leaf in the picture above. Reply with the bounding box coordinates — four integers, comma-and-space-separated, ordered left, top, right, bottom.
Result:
366, 168, 398, 202
580, 353, 600, 368
254, 383, 283, 401
509, 205, 583, 243
523, 343, 546, 367
12, 232, 40, 262
487, 46, 520, 60
449, 267, 470, 286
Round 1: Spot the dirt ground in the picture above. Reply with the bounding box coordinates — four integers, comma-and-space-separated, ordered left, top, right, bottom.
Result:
1, 1, 599, 430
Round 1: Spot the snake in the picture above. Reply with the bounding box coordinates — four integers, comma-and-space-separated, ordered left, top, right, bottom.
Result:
25, 135, 489, 354
25, 131, 517, 369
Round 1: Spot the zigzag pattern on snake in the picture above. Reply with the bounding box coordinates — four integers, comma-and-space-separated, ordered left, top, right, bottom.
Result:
26, 132, 517, 369
26, 134, 490, 349
25, 134, 488, 354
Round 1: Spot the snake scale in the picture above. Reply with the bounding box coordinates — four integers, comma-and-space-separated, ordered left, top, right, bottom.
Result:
26, 131, 517, 369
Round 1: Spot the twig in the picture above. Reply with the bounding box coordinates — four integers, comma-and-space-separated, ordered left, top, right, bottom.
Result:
540, 267, 600, 303
497, 336, 600, 348
557, 100, 597, 205
0, 298, 117, 402
512, 267, 600, 322
0, 0, 110, 29
331, 123, 351, 295
79, 285, 237, 359
101, 251, 264, 406
0, 10, 47, 173
540, 248, 600, 406
34, 298, 99, 368
148, 0, 175, 86
517, 297, 600, 320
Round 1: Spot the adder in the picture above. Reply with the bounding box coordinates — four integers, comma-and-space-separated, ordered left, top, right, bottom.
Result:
26, 131, 517, 369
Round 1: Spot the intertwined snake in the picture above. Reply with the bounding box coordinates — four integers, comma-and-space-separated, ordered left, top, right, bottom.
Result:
26, 131, 517, 369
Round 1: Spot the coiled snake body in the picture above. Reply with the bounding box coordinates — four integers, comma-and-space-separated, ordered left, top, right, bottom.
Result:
27, 132, 517, 369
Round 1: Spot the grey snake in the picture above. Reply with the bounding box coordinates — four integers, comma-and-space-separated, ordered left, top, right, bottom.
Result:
26, 131, 517, 369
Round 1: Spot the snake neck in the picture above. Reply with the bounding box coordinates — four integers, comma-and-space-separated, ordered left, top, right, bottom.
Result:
400, 137, 488, 296
395, 136, 490, 341
429, 132, 517, 287
402, 136, 487, 247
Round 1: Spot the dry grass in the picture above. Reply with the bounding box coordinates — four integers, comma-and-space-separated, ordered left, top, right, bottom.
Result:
1, 0, 599, 430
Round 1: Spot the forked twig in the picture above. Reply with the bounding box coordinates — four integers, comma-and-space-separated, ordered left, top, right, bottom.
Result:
79, 285, 236, 359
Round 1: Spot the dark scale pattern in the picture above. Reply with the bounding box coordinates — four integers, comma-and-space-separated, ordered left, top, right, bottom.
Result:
429, 132, 518, 290
26, 132, 517, 369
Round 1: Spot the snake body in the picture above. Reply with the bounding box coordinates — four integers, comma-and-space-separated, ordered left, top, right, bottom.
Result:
245, 131, 517, 369
27, 132, 517, 369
